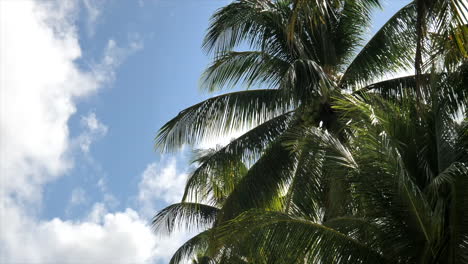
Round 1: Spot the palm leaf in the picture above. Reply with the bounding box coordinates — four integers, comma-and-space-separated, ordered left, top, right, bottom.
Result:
218, 140, 295, 221
200, 51, 289, 92
152, 203, 219, 234
155, 89, 292, 152
183, 112, 294, 203
168, 230, 211, 264
448, 161, 468, 263
340, 2, 417, 88
216, 210, 387, 263
203, 0, 291, 55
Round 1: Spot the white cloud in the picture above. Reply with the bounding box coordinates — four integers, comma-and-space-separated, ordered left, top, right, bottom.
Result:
77, 112, 108, 153
136, 158, 197, 263
1, 0, 92, 203
82, 112, 108, 134
82, 0, 107, 36
138, 158, 188, 218
92, 37, 143, 85
0, 0, 141, 203
1, 198, 157, 264
0, 1, 161, 263
94, 177, 120, 210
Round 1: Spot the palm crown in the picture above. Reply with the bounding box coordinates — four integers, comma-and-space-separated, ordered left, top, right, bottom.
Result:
152, 0, 468, 263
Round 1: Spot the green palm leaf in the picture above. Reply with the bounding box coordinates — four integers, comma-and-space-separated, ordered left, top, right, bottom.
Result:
216, 210, 386, 264
200, 51, 289, 92
155, 89, 292, 152
168, 230, 211, 264
340, 3, 417, 88
183, 112, 294, 203
152, 203, 219, 234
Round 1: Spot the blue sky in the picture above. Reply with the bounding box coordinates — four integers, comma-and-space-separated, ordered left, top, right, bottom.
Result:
42, 0, 233, 221
1, 0, 409, 263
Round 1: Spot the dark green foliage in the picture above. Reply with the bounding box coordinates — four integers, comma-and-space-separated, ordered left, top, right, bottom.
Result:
151, 0, 468, 263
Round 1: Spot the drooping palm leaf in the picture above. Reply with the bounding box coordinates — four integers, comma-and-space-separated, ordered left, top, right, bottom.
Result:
182, 112, 294, 203
152, 203, 219, 234
218, 140, 295, 221
168, 230, 211, 264
202, 0, 291, 56
155, 89, 292, 151
200, 51, 289, 92
340, 2, 417, 89
216, 210, 387, 264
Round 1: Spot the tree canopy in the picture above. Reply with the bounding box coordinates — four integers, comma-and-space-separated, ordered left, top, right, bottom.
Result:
152, 0, 468, 263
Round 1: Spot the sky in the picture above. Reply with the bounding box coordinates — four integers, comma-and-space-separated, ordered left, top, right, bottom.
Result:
0, 0, 409, 263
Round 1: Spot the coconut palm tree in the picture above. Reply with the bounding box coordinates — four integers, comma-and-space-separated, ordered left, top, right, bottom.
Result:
152, 148, 257, 263
411, 0, 468, 94
156, 78, 468, 263
155, 0, 416, 217
207, 37, 468, 262
211, 78, 468, 262
152, 0, 468, 262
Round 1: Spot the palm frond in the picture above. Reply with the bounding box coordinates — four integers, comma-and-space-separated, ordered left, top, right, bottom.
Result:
340, 2, 417, 89
203, 0, 290, 55
429, 0, 468, 59
448, 161, 468, 263
456, 119, 468, 161
282, 125, 358, 220
218, 141, 295, 221
155, 89, 292, 152
216, 210, 386, 263
152, 203, 219, 235
281, 58, 331, 102
284, 125, 357, 169
184, 149, 247, 206
200, 51, 289, 92
425, 162, 467, 197
183, 112, 294, 203
333, 0, 382, 68
168, 231, 211, 264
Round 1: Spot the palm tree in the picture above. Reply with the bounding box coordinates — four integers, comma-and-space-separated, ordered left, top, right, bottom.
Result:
152, 0, 468, 262
211, 78, 468, 262
411, 0, 468, 94
155, 0, 415, 215
152, 149, 255, 263
209, 36, 468, 262
155, 84, 468, 263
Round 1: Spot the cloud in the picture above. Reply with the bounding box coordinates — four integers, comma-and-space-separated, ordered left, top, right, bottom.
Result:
92, 37, 143, 85
94, 177, 120, 210
152, 231, 194, 263
1, 0, 93, 203
0, 1, 162, 263
77, 112, 108, 153
82, 0, 107, 36
2, 196, 191, 264
136, 158, 197, 263
0, 0, 140, 202
1, 198, 157, 264
138, 158, 188, 218
82, 112, 108, 134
